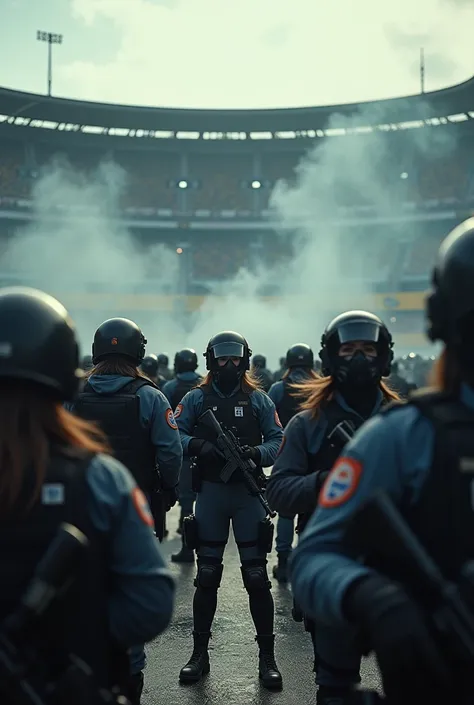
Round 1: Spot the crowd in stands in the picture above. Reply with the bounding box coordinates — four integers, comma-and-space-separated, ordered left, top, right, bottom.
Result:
0, 127, 473, 212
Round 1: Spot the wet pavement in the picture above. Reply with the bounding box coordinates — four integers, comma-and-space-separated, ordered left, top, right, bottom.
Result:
143, 505, 382, 705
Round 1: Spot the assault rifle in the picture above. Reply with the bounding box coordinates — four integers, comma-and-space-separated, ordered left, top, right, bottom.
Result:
198, 409, 276, 518
346, 491, 474, 700
0, 522, 130, 705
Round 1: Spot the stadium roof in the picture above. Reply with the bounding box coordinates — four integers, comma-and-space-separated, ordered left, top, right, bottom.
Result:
1, 75, 474, 135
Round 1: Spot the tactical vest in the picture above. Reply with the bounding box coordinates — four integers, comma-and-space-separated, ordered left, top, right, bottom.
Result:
73, 378, 156, 492
169, 377, 199, 412
277, 381, 301, 428
383, 391, 474, 583
297, 399, 380, 533
0, 450, 123, 689
193, 384, 263, 483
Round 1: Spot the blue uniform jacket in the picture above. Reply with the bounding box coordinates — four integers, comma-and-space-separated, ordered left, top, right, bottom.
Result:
162, 371, 202, 406
69, 375, 182, 490
84, 453, 175, 646
266, 390, 384, 517
290, 384, 474, 631
175, 382, 283, 467
267, 368, 310, 407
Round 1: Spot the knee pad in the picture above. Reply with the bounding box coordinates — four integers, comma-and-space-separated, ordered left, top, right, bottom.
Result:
241, 562, 271, 593
194, 560, 223, 589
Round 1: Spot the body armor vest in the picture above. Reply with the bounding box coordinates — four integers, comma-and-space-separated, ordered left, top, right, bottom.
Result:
297, 399, 381, 533
74, 378, 156, 492
0, 450, 122, 689
193, 384, 263, 482
169, 378, 199, 411
384, 391, 474, 583
277, 380, 301, 428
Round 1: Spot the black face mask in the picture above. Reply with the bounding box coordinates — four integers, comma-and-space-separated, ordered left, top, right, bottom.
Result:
213, 360, 242, 393
333, 350, 381, 391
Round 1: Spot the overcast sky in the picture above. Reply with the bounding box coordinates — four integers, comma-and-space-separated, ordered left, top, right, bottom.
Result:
0, 0, 473, 110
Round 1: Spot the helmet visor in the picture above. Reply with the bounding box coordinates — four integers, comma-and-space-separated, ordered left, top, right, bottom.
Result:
336, 321, 381, 344
212, 342, 245, 359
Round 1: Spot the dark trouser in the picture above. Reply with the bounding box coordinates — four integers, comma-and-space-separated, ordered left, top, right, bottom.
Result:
306, 618, 361, 688
193, 481, 274, 635
179, 459, 196, 518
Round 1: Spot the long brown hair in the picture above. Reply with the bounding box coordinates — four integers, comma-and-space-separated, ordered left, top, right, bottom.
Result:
199, 369, 263, 393
292, 375, 401, 419
429, 346, 460, 394
86, 355, 149, 380
0, 383, 109, 514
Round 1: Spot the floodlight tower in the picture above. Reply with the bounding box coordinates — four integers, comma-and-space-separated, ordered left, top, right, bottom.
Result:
36, 31, 63, 96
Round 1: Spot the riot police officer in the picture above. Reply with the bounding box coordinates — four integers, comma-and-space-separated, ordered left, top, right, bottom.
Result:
268, 343, 318, 583
69, 317, 182, 691
157, 353, 173, 381
162, 348, 202, 561
175, 331, 283, 689
251, 354, 273, 392
0, 288, 175, 705
291, 218, 474, 704
140, 353, 166, 389
267, 311, 399, 705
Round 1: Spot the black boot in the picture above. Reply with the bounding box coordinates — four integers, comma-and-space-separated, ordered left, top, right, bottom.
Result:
171, 536, 195, 563
316, 685, 355, 705
126, 671, 144, 705
255, 634, 282, 690
179, 631, 211, 683
272, 552, 290, 583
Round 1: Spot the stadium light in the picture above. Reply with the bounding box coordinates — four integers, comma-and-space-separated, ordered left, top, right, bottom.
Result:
36, 30, 63, 97
251, 180, 262, 190
178, 180, 188, 189
400, 172, 409, 180
176, 247, 183, 254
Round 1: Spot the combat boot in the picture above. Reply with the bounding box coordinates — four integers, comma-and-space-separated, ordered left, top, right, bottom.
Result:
171, 536, 195, 563
255, 634, 282, 689
179, 631, 211, 683
272, 551, 290, 583
316, 685, 356, 705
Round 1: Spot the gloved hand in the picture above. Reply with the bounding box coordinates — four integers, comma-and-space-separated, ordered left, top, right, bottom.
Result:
343, 574, 450, 699
188, 438, 225, 464
162, 486, 179, 511
240, 445, 261, 464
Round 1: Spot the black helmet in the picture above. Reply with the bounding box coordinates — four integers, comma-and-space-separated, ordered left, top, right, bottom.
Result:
92, 318, 146, 365
286, 343, 314, 369
320, 310, 393, 377
252, 354, 266, 369
157, 353, 169, 367
175, 348, 198, 373
140, 354, 159, 378
204, 331, 251, 371
427, 218, 474, 344
0, 286, 81, 400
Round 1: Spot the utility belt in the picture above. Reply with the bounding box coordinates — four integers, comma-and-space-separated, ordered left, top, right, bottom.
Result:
190, 460, 266, 492
182, 513, 274, 554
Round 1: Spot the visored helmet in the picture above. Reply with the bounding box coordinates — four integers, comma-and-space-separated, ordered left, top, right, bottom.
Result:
204, 331, 251, 371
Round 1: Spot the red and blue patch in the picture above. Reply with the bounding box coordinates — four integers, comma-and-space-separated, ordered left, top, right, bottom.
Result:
319, 457, 363, 508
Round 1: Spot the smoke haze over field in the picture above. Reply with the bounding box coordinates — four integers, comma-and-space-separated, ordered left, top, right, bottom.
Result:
1, 106, 449, 369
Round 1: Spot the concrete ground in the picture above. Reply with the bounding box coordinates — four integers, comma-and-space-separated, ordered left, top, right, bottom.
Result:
142, 504, 382, 705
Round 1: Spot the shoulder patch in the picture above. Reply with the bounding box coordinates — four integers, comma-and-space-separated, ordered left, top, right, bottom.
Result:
131, 487, 155, 527
275, 410, 283, 428
165, 408, 178, 429
319, 457, 363, 509
174, 403, 183, 419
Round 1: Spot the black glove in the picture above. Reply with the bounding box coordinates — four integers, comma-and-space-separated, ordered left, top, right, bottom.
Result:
343, 574, 450, 699
240, 445, 261, 464
188, 438, 225, 464
162, 486, 179, 511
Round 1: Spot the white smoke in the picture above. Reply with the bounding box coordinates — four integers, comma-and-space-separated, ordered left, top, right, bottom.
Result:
1, 105, 453, 370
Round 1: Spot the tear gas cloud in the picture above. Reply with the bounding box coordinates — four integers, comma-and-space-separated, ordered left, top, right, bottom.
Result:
2, 106, 451, 370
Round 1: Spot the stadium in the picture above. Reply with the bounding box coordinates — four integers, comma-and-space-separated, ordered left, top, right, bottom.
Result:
1, 75, 473, 358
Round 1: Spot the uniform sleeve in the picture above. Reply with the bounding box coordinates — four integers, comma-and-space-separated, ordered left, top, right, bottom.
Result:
268, 382, 284, 406
175, 388, 204, 455
136, 385, 182, 489
266, 412, 322, 515
86, 454, 175, 647
251, 390, 284, 467
290, 407, 434, 629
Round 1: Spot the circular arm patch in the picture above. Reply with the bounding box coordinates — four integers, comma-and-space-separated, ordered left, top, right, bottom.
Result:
319, 457, 363, 508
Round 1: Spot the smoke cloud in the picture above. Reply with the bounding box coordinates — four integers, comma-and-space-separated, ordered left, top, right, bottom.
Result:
2, 104, 451, 370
